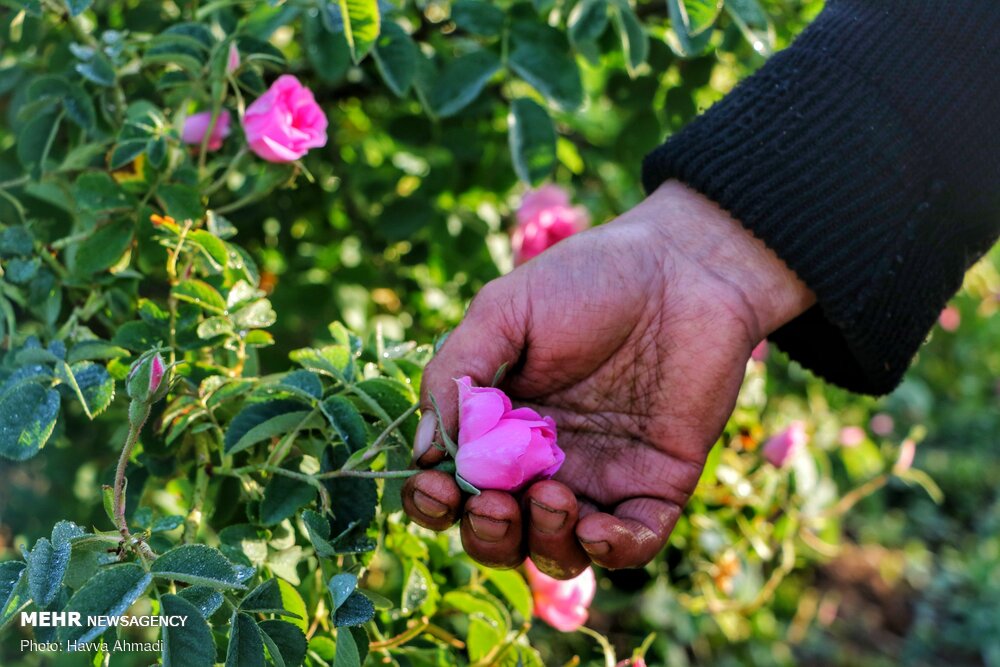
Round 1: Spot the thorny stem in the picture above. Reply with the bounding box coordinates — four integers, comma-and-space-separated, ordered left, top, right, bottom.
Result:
114, 402, 156, 560
184, 436, 212, 543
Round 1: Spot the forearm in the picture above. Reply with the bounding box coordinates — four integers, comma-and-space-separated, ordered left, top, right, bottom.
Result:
643, 0, 1000, 394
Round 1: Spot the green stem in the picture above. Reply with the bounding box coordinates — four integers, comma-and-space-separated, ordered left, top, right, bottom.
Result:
114, 401, 156, 560
344, 402, 419, 470
314, 468, 420, 480
184, 437, 212, 543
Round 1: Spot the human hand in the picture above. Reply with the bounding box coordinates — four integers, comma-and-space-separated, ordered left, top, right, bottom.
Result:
402, 181, 814, 578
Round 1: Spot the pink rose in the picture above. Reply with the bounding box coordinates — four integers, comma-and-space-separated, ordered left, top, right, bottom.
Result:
454, 376, 564, 492
227, 43, 240, 73
938, 306, 960, 332
512, 185, 590, 265
762, 421, 808, 468
181, 109, 232, 151
524, 558, 595, 632
243, 75, 328, 163
839, 426, 865, 448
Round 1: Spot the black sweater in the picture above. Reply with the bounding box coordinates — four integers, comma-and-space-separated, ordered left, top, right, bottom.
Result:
642, 0, 1000, 395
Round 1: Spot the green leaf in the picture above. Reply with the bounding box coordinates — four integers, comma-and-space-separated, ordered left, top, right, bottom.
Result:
451, 0, 506, 36
227, 611, 266, 667
0, 383, 60, 461
442, 590, 508, 630
261, 472, 317, 526
109, 139, 147, 170
151, 544, 248, 590
275, 370, 323, 401
290, 345, 353, 382
509, 22, 583, 110
74, 172, 131, 212
57, 361, 115, 419
401, 561, 438, 616
161, 594, 216, 667
240, 578, 287, 614
176, 585, 225, 619
327, 573, 357, 613
468, 616, 503, 662
725, 0, 774, 55
76, 53, 117, 86
611, 0, 648, 75
665, 0, 717, 57
424, 49, 500, 118
227, 409, 317, 456
322, 446, 377, 536
224, 399, 308, 454
569, 0, 608, 45
64, 82, 96, 131
333, 591, 374, 627
66, 0, 93, 16
59, 563, 152, 644
373, 22, 417, 97
332, 626, 360, 667
338, 0, 381, 63
219, 524, 269, 566
260, 619, 307, 667
27, 522, 85, 608
303, 17, 352, 84
173, 280, 227, 314
276, 579, 309, 633
485, 568, 533, 620
508, 98, 556, 185
186, 231, 229, 270
18, 109, 62, 170
0, 562, 28, 630
73, 219, 135, 276
231, 299, 276, 329
160, 183, 206, 223
147, 135, 168, 168
321, 396, 367, 452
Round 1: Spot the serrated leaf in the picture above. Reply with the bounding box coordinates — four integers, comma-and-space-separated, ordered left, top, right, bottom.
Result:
322, 446, 377, 536
290, 345, 353, 382
57, 361, 114, 419
74, 172, 132, 212
187, 230, 228, 268
327, 573, 357, 613
665, 0, 716, 57
508, 98, 556, 185
18, 109, 62, 170
373, 22, 417, 97
151, 544, 247, 590
485, 568, 533, 620
275, 370, 323, 401
401, 561, 437, 616
229, 410, 317, 456
76, 53, 116, 86
219, 524, 269, 566
109, 139, 147, 170
26, 521, 84, 608
176, 585, 224, 618
333, 591, 374, 627
320, 396, 367, 452
260, 620, 307, 667
227, 611, 266, 667
611, 0, 648, 75
224, 399, 308, 454
0, 562, 28, 630
276, 579, 309, 633
261, 472, 316, 526
161, 594, 216, 667
159, 184, 206, 223
338, 0, 381, 63
59, 563, 152, 644
0, 382, 60, 461
508, 22, 583, 110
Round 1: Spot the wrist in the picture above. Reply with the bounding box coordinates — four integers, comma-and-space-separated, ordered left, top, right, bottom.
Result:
635, 180, 815, 341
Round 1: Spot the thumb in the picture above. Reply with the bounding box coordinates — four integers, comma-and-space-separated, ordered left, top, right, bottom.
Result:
413, 278, 526, 467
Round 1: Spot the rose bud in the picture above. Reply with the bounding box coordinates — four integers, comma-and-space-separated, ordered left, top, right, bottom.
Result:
512, 185, 590, 265
454, 376, 564, 492
524, 558, 596, 632
243, 75, 328, 163
762, 421, 808, 468
227, 42, 240, 73
127, 350, 169, 404
181, 109, 232, 152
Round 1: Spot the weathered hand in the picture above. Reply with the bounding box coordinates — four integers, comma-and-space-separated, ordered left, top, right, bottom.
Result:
402, 181, 814, 578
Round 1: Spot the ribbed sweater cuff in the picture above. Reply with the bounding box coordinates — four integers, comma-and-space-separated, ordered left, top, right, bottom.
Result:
642, 32, 968, 395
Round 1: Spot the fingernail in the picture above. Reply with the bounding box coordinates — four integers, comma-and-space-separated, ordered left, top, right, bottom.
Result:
529, 499, 567, 534
412, 490, 448, 518
468, 513, 509, 542
580, 539, 610, 556
412, 412, 436, 462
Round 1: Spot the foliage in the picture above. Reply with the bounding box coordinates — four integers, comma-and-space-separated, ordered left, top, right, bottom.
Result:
0, 0, 997, 665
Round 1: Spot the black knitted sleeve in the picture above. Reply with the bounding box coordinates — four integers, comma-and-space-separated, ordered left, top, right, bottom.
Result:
641, 0, 1000, 395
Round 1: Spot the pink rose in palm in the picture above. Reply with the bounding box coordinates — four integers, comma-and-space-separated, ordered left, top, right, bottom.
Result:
512, 185, 590, 265
243, 75, 328, 163
524, 558, 595, 632
762, 421, 808, 468
454, 376, 564, 492
181, 109, 232, 151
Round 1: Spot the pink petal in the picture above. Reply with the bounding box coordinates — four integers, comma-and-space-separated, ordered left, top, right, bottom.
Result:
455, 420, 532, 490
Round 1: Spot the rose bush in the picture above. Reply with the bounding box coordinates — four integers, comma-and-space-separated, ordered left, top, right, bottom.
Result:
0, 0, 997, 666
